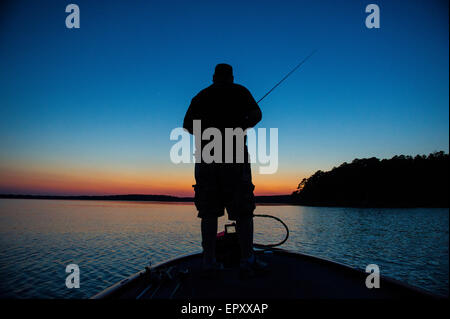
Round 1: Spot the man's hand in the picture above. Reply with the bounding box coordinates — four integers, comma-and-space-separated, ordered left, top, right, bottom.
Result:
243, 108, 262, 130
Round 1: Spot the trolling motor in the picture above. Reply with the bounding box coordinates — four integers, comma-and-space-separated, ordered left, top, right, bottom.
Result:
215, 214, 290, 267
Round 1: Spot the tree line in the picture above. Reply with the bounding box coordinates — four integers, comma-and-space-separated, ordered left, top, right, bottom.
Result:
291, 151, 449, 207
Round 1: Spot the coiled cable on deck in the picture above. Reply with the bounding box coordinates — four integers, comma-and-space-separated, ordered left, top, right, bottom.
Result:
252, 214, 289, 249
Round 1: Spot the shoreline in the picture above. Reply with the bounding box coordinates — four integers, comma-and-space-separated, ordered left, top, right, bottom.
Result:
0, 194, 293, 205
0, 194, 448, 208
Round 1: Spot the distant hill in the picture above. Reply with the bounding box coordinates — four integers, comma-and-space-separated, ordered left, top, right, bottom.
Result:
0, 193, 292, 204
291, 151, 449, 208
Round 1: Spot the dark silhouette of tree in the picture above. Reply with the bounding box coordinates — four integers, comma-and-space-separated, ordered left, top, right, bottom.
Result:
291, 152, 449, 207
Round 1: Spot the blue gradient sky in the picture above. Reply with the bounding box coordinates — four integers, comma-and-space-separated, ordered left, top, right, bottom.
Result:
0, 0, 448, 196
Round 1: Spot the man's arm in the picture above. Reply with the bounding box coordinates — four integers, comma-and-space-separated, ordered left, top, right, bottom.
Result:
183, 96, 198, 135
242, 88, 262, 130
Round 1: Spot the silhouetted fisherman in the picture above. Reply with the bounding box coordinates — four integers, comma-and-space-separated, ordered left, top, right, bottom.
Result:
183, 64, 267, 276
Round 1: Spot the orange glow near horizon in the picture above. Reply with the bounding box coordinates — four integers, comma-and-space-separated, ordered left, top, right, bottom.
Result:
0, 161, 305, 197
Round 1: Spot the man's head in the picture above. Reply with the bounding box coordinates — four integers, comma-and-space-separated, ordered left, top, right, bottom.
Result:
213, 63, 234, 83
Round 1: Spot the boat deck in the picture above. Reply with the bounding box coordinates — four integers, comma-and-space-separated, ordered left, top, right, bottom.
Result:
92, 249, 433, 299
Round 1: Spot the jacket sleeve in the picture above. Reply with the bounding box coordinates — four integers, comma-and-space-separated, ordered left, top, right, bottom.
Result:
242, 88, 262, 130
183, 96, 199, 135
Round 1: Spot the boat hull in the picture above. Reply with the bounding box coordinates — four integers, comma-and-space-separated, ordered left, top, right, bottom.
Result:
92, 249, 436, 299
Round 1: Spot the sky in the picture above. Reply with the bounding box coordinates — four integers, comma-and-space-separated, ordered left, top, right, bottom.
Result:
0, 0, 448, 196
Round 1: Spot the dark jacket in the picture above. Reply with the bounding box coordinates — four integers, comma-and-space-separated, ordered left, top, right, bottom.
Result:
183, 82, 262, 163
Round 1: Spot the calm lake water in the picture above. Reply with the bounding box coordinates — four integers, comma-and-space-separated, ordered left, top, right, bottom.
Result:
0, 199, 448, 298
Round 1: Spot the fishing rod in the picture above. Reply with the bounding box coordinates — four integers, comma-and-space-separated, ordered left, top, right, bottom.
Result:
257, 50, 317, 104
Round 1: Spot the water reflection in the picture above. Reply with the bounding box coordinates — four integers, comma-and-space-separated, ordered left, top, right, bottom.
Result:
0, 199, 448, 298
